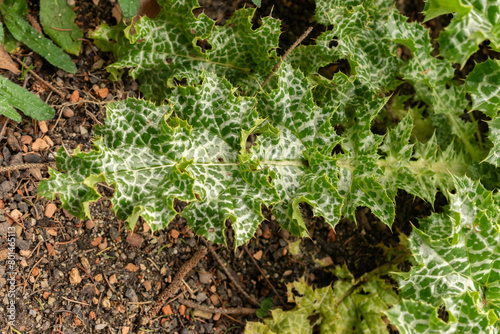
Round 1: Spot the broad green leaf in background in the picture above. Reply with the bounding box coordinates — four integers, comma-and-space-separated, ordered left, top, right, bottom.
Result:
118, 0, 140, 19
92, 0, 280, 101
0, 75, 55, 121
40, 0, 83, 55
387, 176, 500, 333
0, 99, 21, 123
245, 266, 399, 334
424, 0, 500, 67
0, 0, 77, 73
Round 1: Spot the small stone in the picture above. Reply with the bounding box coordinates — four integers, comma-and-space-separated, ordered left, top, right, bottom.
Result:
109, 274, 117, 284
125, 263, 138, 272
92, 59, 106, 70
80, 126, 88, 135
47, 297, 56, 306
94, 274, 103, 282
210, 294, 219, 306
196, 292, 208, 303
38, 121, 48, 134
1, 180, 14, 193
109, 226, 119, 240
143, 280, 152, 291
125, 288, 138, 302
169, 229, 180, 239
198, 271, 212, 285
69, 268, 82, 284
67, 0, 76, 6
126, 232, 143, 247
91, 236, 102, 246
178, 304, 186, 315
86, 220, 96, 229
44, 203, 57, 218
63, 108, 75, 118
101, 297, 111, 309
193, 309, 213, 320
80, 256, 91, 270
95, 324, 107, 331
23, 153, 42, 163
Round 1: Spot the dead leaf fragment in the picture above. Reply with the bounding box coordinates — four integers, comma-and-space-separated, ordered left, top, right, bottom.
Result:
126, 232, 144, 247
69, 268, 82, 284
46, 228, 58, 236
0, 45, 20, 74
45, 203, 57, 218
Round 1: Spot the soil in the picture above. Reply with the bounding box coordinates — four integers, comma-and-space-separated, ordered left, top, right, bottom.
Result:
0, 0, 493, 333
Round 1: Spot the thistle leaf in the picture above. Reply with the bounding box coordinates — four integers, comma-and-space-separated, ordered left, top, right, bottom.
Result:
465, 58, 500, 118
91, 0, 279, 101
388, 176, 500, 333
245, 267, 399, 334
424, 0, 500, 66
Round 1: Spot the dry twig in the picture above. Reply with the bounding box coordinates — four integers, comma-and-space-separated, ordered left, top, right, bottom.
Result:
178, 297, 256, 315
141, 246, 207, 325
202, 238, 260, 307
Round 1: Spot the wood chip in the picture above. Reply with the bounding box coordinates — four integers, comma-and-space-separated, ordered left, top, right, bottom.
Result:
169, 229, 180, 239
86, 220, 96, 229
122, 326, 130, 334
69, 268, 82, 284
43, 291, 50, 299
179, 304, 186, 316
162, 305, 173, 315
32, 138, 49, 152
125, 263, 139, 272
253, 250, 263, 261
97, 87, 109, 99
262, 227, 272, 239
47, 243, 55, 256
45, 203, 57, 218
44, 136, 54, 147
109, 274, 117, 284
31, 267, 40, 277
94, 274, 103, 282
91, 236, 102, 246
213, 313, 221, 321
70, 90, 80, 102
47, 228, 58, 236
19, 249, 31, 257
20, 135, 33, 145
38, 121, 48, 133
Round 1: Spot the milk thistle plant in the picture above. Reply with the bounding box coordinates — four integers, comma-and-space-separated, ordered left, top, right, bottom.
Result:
39, 0, 500, 332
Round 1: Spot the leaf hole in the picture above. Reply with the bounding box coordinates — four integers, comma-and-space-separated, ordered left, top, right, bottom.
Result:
437, 305, 449, 323
196, 39, 212, 53
164, 57, 173, 65
328, 37, 339, 48
318, 59, 351, 79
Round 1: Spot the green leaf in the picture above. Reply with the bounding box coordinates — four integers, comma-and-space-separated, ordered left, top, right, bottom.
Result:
385, 11, 454, 87
0, 75, 55, 121
465, 58, 500, 118
1, 0, 77, 73
246, 266, 399, 334
251, 0, 261, 7
39, 0, 83, 55
424, 0, 500, 66
256, 298, 274, 318
484, 117, 500, 167
91, 0, 279, 101
0, 99, 21, 123
118, 0, 140, 19
388, 176, 500, 333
